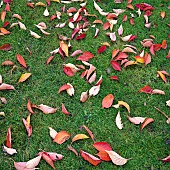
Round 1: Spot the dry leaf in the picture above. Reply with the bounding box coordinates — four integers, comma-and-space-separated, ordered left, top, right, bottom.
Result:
96, 151, 111, 161
141, 118, 154, 131
53, 130, 71, 144
166, 100, 170, 107
93, 142, 112, 151
160, 11, 165, 19
18, 73, 32, 83
18, 21, 26, 30
60, 41, 68, 57
72, 134, 89, 143
30, 30, 41, 39
6, 127, 11, 148
118, 101, 130, 113
25, 155, 42, 169
80, 91, 88, 102
58, 83, 71, 93
66, 83, 74, 96
43, 8, 49, 17
67, 145, 78, 156
89, 85, 100, 97
16, 54, 27, 68
27, 100, 34, 114
36, 104, 57, 114
61, 103, 72, 116
81, 125, 95, 142
162, 155, 170, 162
2, 145, 17, 155
106, 150, 129, 165
116, 111, 123, 129
102, 94, 114, 108
0, 83, 15, 90
49, 127, 58, 139
80, 150, 102, 166
22, 114, 32, 137
0, 44, 11, 51
1, 60, 14, 66
152, 89, 165, 95
127, 116, 145, 125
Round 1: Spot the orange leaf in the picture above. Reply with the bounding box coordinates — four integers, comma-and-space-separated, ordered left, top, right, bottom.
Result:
0, 28, 10, 35
60, 41, 68, 57
144, 52, 151, 65
0, 43, 11, 51
53, 130, 71, 144
1, 60, 14, 66
22, 114, 32, 137
61, 103, 72, 116
81, 125, 95, 142
46, 56, 54, 65
160, 11, 166, 19
1, 10, 6, 22
161, 40, 167, 49
6, 127, 11, 148
93, 142, 112, 151
141, 118, 154, 131
67, 145, 78, 156
138, 85, 153, 94
96, 151, 111, 161
27, 100, 34, 114
72, 134, 89, 143
112, 49, 119, 59
157, 71, 167, 83
134, 56, 144, 63
18, 73, 32, 83
124, 60, 137, 68
16, 54, 27, 68
80, 150, 102, 166
102, 94, 114, 108
127, 4, 134, 10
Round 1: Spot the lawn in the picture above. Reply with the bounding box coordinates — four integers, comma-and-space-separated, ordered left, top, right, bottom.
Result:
0, 0, 170, 169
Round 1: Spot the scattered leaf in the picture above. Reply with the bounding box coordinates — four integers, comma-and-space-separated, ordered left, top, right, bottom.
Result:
110, 60, 121, 71
16, 54, 27, 68
118, 101, 130, 113
162, 155, 170, 163
0, 44, 11, 51
61, 103, 72, 116
80, 91, 88, 102
127, 116, 145, 125
18, 73, 32, 83
2, 145, 17, 155
81, 125, 95, 142
116, 111, 123, 130
36, 104, 57, 114
93, 142, 112, 151
72, 134, 89, 143
0, 83, 15, 90
102, 94, 114, 109
53, 130, 71, 144
140, 118, 154, 131
67, 145, 78, 156
138, 85, 153, 94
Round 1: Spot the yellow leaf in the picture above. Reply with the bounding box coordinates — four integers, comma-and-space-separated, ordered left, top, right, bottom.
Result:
35, 2, 46, 7
60, 41, 68, 57
72, 134, 89, 143
18, 73, 32, 83
51, 0, 60, 2
26, 114, 31, 125
134, 56, 144, 63
118, 101, 130, 113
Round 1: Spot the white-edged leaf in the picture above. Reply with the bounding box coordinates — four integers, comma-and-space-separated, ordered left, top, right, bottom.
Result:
49, 127, 58, 139
127, 116, 145, 125
25, 155, 42, 168
89, 85, 100, 96
115, 111, 123, 129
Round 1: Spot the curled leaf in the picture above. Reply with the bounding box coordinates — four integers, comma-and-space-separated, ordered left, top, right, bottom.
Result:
30, 30, 41, 39
80, 91, 88, 102
58, 84, 71, 93
2, 145, 17, 155
72, 134, 89, 143
116, 111, 123, 129
81, 125, 95, 142
118, 101, 130, 113
53, 130, 71, 144
67, 145, 78, 156
140, 118, 154, 131
61, 103, 72, 116
127, 116, 145, 125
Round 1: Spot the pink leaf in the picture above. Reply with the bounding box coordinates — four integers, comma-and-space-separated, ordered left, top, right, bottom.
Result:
110, 60, 121, 71
61, 103, 72, 116
77, 51, 94, 62
118, 24, 123, 35
0, 83, 15, 90
37, 104, 57, 114
63, 66, 75, 76
71, 50, 83, 57
58, 84, 71, 93
162, 155, 170, 163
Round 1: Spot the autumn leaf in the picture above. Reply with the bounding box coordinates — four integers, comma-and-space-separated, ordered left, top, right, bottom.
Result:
16, 54, 27, 68
89, 85, 100, 97
58, 83, 72, 93
160, 11, 165, 19
6, 127, 11, 148
22, 114, 32, 137
157, 71, 167, 83
97, 45, 107, 54
30, 30, 41, 39
81, 125, 95, 142
53, 130, 71, 144
60, 41, 68, 57
67, 145, 78, 156
96, 151, 111, 161
1, 60, 14, 66
75, 33, 86, 40
77, 51, 94, 61
138, 85, 153, 94
18, 73, 32, 83
61, 103, 72, 116
0, 43, 11, 51
93, 142, 112, 152
140, 118, 154, 131
162, 155, 170, 162
27, 99, 34, 114
71, 134, 89, 143
102, 94, 114, 108
118, 101, 130, 113
0, 83, 15, 90
2, 145, 17, 155
110, 60, 121, 71
49, 127, 58, 139
127, 116, 145, 125
80, 91, 88, 102
106, 150, 129, 166
34, 104, 57, 114
116, 111, 123, 130
80, 150, 102, 166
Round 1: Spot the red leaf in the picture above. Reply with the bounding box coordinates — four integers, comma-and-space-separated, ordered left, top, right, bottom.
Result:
115, 52, 128, 61
103, 22, 110, 30
72, 28, 80, 39
97, 45, 107, 54
77, 51, 94, 61
75, 33, 86, 40
128, 35, 137, 42
27, 100, 34, 114
110, 60, 121, 71
96, 151, 111, 161
80, 150, 102, 166
46, 56, 54, 65
129, 18, 134, 25
140, 118, 154, 131
58, 84, 71, 93
93, 142, 112, 151
102, 94, 114, 108
144, 52, 151, 65
0, 43, 11, 51
110, 76, 119, 81
81, 125, 95, 142
61, 103, 72, 116
6, 127, 11, 148
27, 2, 34, 8
150, 44, 155, 56
3, 21, 10, 28
162, 155, 170, 163
16, 54, 27, 68
138, 85, 153, 94
63, 66, 75, 76
154, 44, 162, 51
122, 14, 128, 22
4, 0, 12, 3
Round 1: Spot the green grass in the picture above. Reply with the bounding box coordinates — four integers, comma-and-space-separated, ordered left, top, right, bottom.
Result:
0, 0, 170, 169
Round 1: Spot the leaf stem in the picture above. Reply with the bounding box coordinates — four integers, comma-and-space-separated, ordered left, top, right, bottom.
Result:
154, 107, 169, 119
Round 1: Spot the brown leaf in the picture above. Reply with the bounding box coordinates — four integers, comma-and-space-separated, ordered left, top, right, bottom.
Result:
53, 130, 71, 144
140, 118, 154, 131
102, 94, 114, 108
80, 150, 102, 166
0, 43, 11, 51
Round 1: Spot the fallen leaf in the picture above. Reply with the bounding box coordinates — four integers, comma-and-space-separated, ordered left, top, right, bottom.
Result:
72, 134, 89, 143
152, 89, 165, 95
97, 45, 107, 54
67, 145, 78, 156
66, 83, 74, 96
12, 14, 22, 20
1, 60, 14, 66
6, 127, 11, 148
46, 56, 54, 65
0, 83, 15, 90
118, 101, 130, 113
61, 103, 72, 116
110, 60, 121, 71
18, 21, 26, 30
49, 127, 58, 139
121, 34, 132, 42
35, 2, 46, 6
18, 73, 32, 83
27, 100, 34, 114
77, 51, 94, 61
53, 130, 71, 144
81, 125, 95, 142
160, 11, 166, 19
36, 104, 57, 114
93, 142, 112, 151
80, 91, 88, 102
122, 47, 136, 54
157, 71, 167, 83
166, 100, 170, 107
140, 117, 154, 131
30, 30, 41, 39
112, 49, 120, 59
22, 114, 32, 137
2, 145, 17, 155
1, 10, 6, 22
127, 116, 145, 125
96, 151, 111, 161
106, 150, 129, 165
0, 97, 7, 104
16, 54, 27, 68
144, 52, 151, 65
25, 155, 42, 169
138, 85, 153, 94
89, 85, 100, 96
162, 155, 170, 162
0, 27, 10, 34
60, 41, 68, 57
102, 94, 114, 109
0, 112, 5, 117
71, 50, 83, 57
75, 33, 86, 40
116, 111, 123, 130
43, 8, 49, 16
58, 84, 71, 93
80, 150, 102, 166
0, 43, 11, 51
118, 24, 123, 35
110, 76, 119, 81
